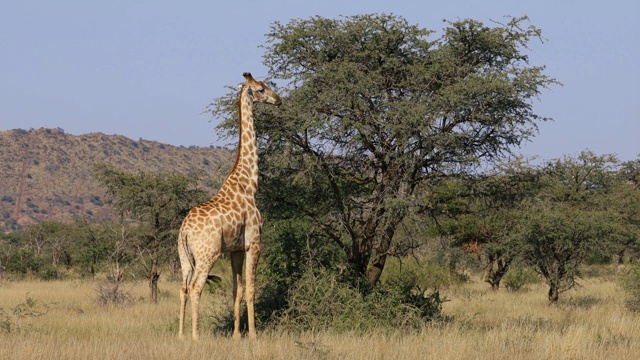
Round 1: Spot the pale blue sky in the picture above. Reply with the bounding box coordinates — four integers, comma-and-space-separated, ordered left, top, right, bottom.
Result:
1, 1, 638, 161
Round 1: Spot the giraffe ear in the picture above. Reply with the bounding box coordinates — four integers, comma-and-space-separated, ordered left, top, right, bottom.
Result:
246, 86, 253, 97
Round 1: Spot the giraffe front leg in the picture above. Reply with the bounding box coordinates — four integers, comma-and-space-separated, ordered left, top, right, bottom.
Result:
230, 251, 244, 340
244, 227, 261, 340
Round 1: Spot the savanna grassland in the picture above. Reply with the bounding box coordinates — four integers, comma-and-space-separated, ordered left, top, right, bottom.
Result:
1, 268, 638, 360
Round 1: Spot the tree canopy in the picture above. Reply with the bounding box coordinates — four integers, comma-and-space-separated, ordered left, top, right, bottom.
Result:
212, 14, 558, 285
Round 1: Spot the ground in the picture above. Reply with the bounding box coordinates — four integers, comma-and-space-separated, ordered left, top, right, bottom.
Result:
0, 268, 638, 359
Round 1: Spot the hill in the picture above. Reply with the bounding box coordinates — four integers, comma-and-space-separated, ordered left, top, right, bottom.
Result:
0, 128, 234, 231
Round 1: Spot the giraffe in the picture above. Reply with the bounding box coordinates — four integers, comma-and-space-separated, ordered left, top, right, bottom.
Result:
178, 72, 281, 340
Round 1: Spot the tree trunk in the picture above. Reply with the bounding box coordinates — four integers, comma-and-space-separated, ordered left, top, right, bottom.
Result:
367, 254, 387, 285
366, 226, 396, 286
548, 285, 559, 305
350, 233, 371, 279
483, 257, 512, 290
149, 272, 159, 304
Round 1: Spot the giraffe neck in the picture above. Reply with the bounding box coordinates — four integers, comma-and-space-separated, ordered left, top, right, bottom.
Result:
225, 84, 258, 196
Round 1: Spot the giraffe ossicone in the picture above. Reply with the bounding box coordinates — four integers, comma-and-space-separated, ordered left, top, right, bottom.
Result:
178, 72, 281, 340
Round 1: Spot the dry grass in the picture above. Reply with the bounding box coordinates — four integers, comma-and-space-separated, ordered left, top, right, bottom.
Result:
1, 273, 638, 360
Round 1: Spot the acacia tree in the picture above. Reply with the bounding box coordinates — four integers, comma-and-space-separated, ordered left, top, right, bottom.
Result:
24, 221, 72, 269
431, 158, 544, 289
614, 156, 640, 261
518, 151, 620, 304
95, 164, 207, 303
213, 14, 557, 285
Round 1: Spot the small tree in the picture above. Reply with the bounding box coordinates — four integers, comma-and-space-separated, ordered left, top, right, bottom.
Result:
424, 158, 544, 289
95, 164, 207, 303
518, 151, 619, 304
520, 201, 613, 304
474, 160, 544, 289
612, 156, 640, 262
73, 220, 111, 278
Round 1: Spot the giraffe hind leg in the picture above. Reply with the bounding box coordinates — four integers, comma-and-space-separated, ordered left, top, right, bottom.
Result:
189, 256, 218, 341
178, 269, 191, 339
230, 251, 245, 340
178, 234, 192, 339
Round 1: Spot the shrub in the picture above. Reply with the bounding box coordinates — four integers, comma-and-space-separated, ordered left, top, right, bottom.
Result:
382, 257, 460, 290
38, 265, 58, 281
621, 262, 640, 312
0, 295, 49, 334
270, 267, 443, 333
6, 248, 40, 274
503, 266, 539, 292
567, 295, 601, 310
89, 195, 103, 206
93, 281, 133, 307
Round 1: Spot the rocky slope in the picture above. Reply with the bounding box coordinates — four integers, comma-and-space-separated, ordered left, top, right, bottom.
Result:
0, 128, 234, 231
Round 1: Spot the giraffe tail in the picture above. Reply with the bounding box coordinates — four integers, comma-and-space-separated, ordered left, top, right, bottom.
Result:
179, 230, 196, 287
180, 228, 222, 288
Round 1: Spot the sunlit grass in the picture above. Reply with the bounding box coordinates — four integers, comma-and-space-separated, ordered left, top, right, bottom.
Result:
1, 269, 638, 359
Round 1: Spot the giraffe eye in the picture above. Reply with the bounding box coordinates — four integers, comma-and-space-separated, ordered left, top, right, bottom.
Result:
259, 88, 265, 93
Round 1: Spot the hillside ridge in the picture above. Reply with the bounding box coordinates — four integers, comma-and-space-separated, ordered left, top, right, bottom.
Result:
0, 127, 234, 231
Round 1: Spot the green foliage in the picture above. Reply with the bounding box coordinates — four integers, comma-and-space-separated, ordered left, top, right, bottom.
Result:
520, 201, 615, 302
38, 265, 58, 281
584, 251, 613, 265
621, 262, 640, 312
5, 247, 40, 275
381, 257, 456, 291
213, 14, 557, 285
0, 295, 49, 334
249, 218, 345, 327
95, 164, 206, 230
95, 164, 209, 302
269, 267, 443, 333
516, 152, 622, 304
73, 221, 113, 277
503, 265, 539, 292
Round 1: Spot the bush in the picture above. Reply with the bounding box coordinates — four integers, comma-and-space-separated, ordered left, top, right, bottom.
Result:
6, 248, 40, 274
207, 265, 445, 335
269, 267, 443, 333
38, 265, 58, 281
621, 262, 640, 312
0, 295, 49, 334
89, 195, 103, 206
382, 257, 460, 291
506, 266, 539, 291
503, 265, 539, 292
93, 281, 133, 307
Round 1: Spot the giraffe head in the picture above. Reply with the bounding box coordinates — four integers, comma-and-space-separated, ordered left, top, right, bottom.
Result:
242, 72, 282, 106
